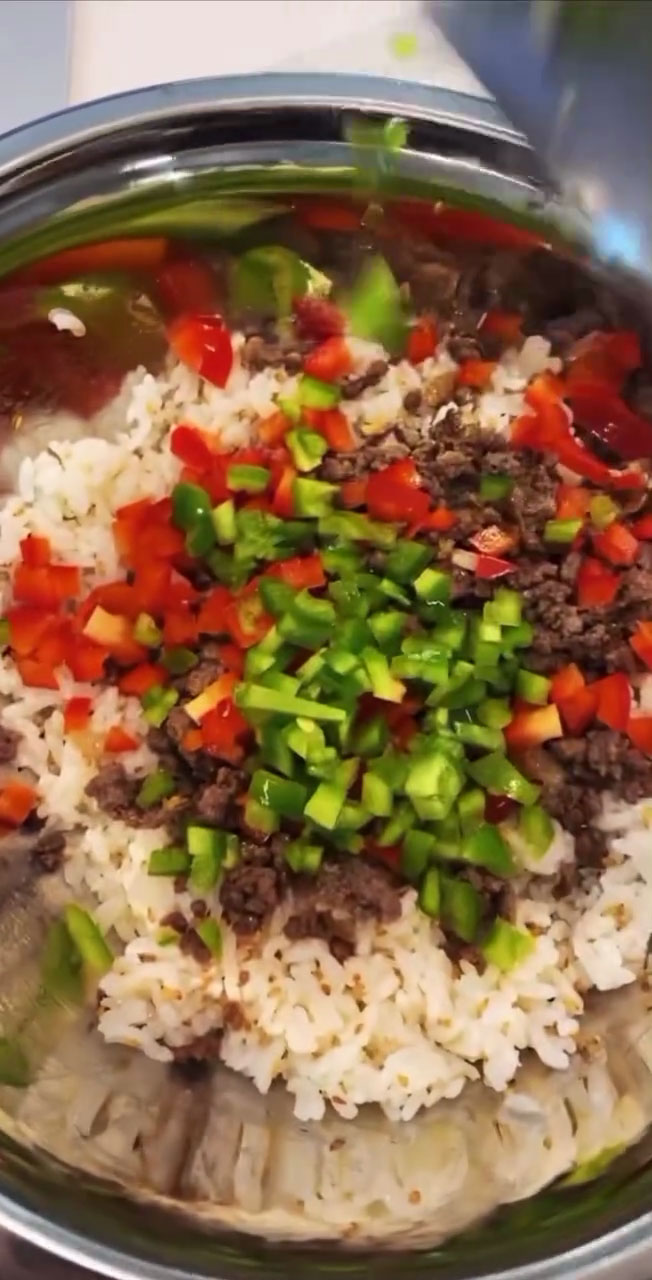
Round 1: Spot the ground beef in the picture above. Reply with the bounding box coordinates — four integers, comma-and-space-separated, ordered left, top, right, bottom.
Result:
318, 435, 408, 483
179, 927, 212, 964
284, 856, 402, 961
160, 910, 188, 934
195, 766, 248, 824
0, 721, 18, 763
551, 730, 652, 803
240, 333, 303, 374
31, 828, 66, 874
219, 838, 288, 934
340, 359, 388, 399
85, 763, 188, 829
171, 1029, 222, 1062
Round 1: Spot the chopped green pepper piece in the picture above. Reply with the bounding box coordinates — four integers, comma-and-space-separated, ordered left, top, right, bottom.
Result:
322, 544, 362, 577
361, 770, 392, 817
338, 801, 370, 830
41, 919, 84, 1005
188, 828, 226, 891
298, 373, 342, 409
414, 566, 451, 604
328, 578, 372, 619
285, 839, 324, 874
462, 823, 515, 876
426, 659, 474, 706
378, 577, 411, 607
477, 697, 512, 729
236, 683, 345, 724
483, 587, 522, 628
368, 610, 407, 654
224, 834, 240, 869
441, 876, 484, 943
277, 393, 302, 424
515, 669, 551, 706
385, 539, 433, 583
518, 804, 555, 857
141, 684, 180, 728
64, 904, 113, 976
0, 1039, 30, 1088
304, 758, 358, 830
466, 751, 541, 807
250, 769, 308, 818
206, 548, 246, 588
293, 477, 338, 518
295, 650, 326, 685
362, 646, 405, 702
212, 498, 237, 545
378, 799, 415, 846
433, 813, 463, 860
590, 494, 619, 529
231, 245, 309, 318
482, 919, 535, 972
148, 846, 191, 876
260, 718, 296, 776
479, 473, 514, 502
258, 576, 295, 618
401, 829, 435, 881
544, 518, 583, 544
501, 620, 534, 650
370, 748, 409, 791
561, 1144, 626, 1187
284, 717, 325, 760
352, 714, 389, 758
443, 677, 487, 710
453, 720, 505, 751
391, 655, 449, 684
136, 768, 176, 809
457, 787, 486, 833
418, 866, 441, 918
405, 750, 464, 820
347, 255, 407, 355
279, 588, 336, 647
319, 511, 398, 548
286, 428, 327, 472
227, 463, 270, 494
133, 612, 162, 648
157, 927, 181, 947
244, 796, 280, 835
171, 481, 212, 532
195, 917, 223, 959
186, 512, 216, 557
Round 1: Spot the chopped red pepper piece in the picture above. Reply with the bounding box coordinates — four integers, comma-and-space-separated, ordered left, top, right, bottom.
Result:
294, 198, 362, 232
568, 390, 652, 463
167, 313, 233, 388
66, 641, 109, 683
216, 643, 245, 678
63, 696, 93, 733
479, 310, 523, 345
340, 477, 368, 508
155, 257, 218, 316
592, 520, 639, 566
197, 586, 233, 636
451, 548, 515, 579
6, 606, 53, 656
293, 293, 345, 339
593, 672, 631, 732
556, 485, 592, 520
566, 329, 641, 395
303, 336, 352, 381
407, 318, 437, 364
118, 662, 167, 697
557, 686, 598, 735
576, 556, 620, 608
170, 424, 214, 471
469, 525, 515, 557
13, 563, 80, 608
15, 237, 168, 286
514, 376, 645, 490
0, 779, 38, 825
409, 505, 456, 536
163, 606, 198, 647
505, 703, 563, 748
104, 725, 140, 753
457, 359, 496, 389
627, 716, 652, 754
632, 513, 652, 540
630, 620, 652, 670
224, 594, 272, 649
390, 200, 547, 250
266, 554, 325, 590
272, 464, 297, 518
366, 462, 429, 524
550, 663, 585, 704
306, 407, 356, 453
200, 699, 249, 763
16, 657, 58, 689
19, 534, 51, 567
257, 411, 290, 447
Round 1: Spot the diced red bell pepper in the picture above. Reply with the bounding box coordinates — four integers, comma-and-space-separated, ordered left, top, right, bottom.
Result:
592, 520, 639, 566
627, 715, 652, 754
19, 534, 51, 567
0, 779, 38, 825
630, 620, 652, 670
303, 336, 352, 381
216, 643, 245, 678
167, 313, 233, 388
257, 411, 290, 447
293, 293, 345, 339
266, 554, 325, 590
224, 594, 272, 649
182, 727, 204, 753
13, 563, 80, 608
163, 606, 198, 647
104, 725, 140, 753
200, 699, 249, 763
197, 585, 233, 635
631, 513, 652, 540
390, 200, 547, 250
556, 485, 592, 520
15, 237, 168, 286
307, 407, 356, 453
484, 794, 515, 824
550, 663, 585, 704
16, 657, 58, 689
6, 606, 54, 656
155, 257, 218, 316
365, 838, 401, 869
407, 318, 438, 364
272, 464, 297, 518
391, 714, 419, 751
457, 359, 496, 389
576, 556, 621, 608
593, 672, 631, 732
469, 525, 515, 557
293, 198, 362, 232
515, 376, 645, 490
557, 686, 598, 735
505, 703, 563, 748
66, 641, 109, 682
451, 548, 515, 579
410, 505, 457, 535
566, 330, 642, 396
366, 462, 429, 524
568, 389, 652, 464
63, 696, 93, 733
118, 662, 167, 697
170, 423, 214, 471
340, 477, 368, 508
479, 310, 523, 345
33, 618, 71, 670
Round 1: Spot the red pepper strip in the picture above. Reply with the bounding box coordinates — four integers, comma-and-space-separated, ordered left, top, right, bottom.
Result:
272, 464, 297, 518
293, 294, 345, 339
217, 643, 245, 678
170, 424, 214, 471
340, 477, 368, 508
200, 699, 249, 763
224, 595, 272, 649
480, 310, 523, 345
364, 838, 401, 870
469, 525, 515, 557
303, 336, 352, 381
305, 407, 356, 453
568, 389, 652, 463
34, 618, 71, 669
627, 716, 652, 754
0, 779, 38, 825
390, 200, 547, 249
167, 313, 233, 389
104, 725, 140, 753
556, 485, 592, 520
19, 534, 51, 567
66, 641, 109, 682
13, 563, 80, 608
566, 329, 642, 394
576, 556, 621, 608
163, 606, 198, 647
118, 662, 167, 697
197, 585, 234, 635
515, 377, 645, 490
13, 237, 168, 286
258, 411, 290, 447
504, 704, 563, 748
182, 727, 204, 753
63, 696, 93, 733
266, 554, 325, 590
293, 198, 362, 232
630, 620, 652, 670
593, 672, 631, 732
16, 657, 58, 689
558, 685, 599, 734
550, 663, 586, 703
366, 462, 429, 524
6, 606, 54, 656
457, 359, 496, 389
452, 548, 515, 579
632, 513, 652, 540
155, 257, 218, 316
592, 520, 639, 566
407, 318, 438, 364
408, 505, 457, 537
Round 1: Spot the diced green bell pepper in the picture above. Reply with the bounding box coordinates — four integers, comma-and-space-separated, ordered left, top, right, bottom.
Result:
453, 720, 504, 751
378, 799, 415, 846
304, 758, 358, 830
212, 498, 236, 545
418, 866, 441, 918
457, 787, 486, 833
321, 545, 362, 577
362, 646, 405, 702
479, 473, 514, 502
136, 769, 176, 809
133, 612, 162, 648
515, 669, 551, 706
196, 917, 223, 959
462, 823, 515, 876
544, 518, 583, 544
63, 904, 113, 976
319, 511, 398, 548
244, 796, 280, 835
361, 770, 393, 817
385, 539, 433, 583
518, 803, 555, 857
483, 587, 522, 628
401, 829, 435, 881
477, 697, 512, 729
414, 567, 452, 605
352, 714, 389, 758
171, 481, 212, 532
285, 839, 324, 874
466, 750, 541, 807
482, 918, 535, 972
298, 373, 342, 409
441, 875, 484, 943
250, 769, 308, 818
148, 845, 190, 876
368, 610, 407, 654
346, 255, 407, 355
293, 477, 338, 518
286, 428, 327, 472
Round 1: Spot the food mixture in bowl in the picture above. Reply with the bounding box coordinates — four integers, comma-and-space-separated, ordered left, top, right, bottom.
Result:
1, 197, 652, 1142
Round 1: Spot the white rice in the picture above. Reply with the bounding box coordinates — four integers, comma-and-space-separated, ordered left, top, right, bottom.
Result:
1, 335, 651, 1124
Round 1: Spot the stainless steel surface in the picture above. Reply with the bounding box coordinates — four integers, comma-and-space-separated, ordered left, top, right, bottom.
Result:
432, 0, 652, 282
0, 0, 71, 135
0, 71, 650, 1280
